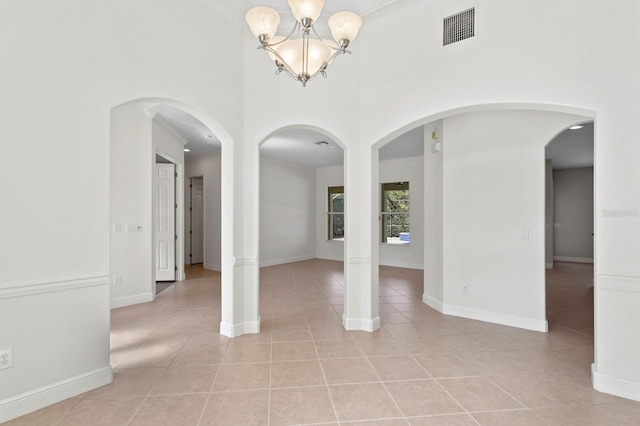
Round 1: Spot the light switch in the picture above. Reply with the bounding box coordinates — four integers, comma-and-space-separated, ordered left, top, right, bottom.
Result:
521, 229, 529, 240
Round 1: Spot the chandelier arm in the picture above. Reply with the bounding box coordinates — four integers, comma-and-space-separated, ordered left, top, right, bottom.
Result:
260, 45, 299, 79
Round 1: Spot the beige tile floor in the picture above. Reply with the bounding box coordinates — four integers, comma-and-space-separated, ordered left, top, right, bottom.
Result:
7, 260, 640, 425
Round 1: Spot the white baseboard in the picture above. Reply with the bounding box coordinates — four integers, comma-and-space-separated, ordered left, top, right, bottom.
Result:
220, 318, 261, 338
553, 256, 594, 264
422, 293, 444, 313
315, 253, 344, 262
593, 365, 640, 402
110, 292, 154, 309
379, 261, 424, 270
203, 263, 221, 272
546, 262, 554, 269
0, 366, 112, 423
443, 303, 548, 332
259, 254, 315, 267
342, 314, 381, 332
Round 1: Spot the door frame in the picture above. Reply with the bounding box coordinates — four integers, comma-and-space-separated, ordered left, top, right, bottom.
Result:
190, 176, 205, 265
153, 151, 185, 291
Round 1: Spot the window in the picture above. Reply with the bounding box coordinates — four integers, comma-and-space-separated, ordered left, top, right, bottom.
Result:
328, 186, 344, 241
381, 182, 410, 244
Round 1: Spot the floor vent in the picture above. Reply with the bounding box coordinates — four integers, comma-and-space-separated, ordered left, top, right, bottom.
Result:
443, 7, 475, 46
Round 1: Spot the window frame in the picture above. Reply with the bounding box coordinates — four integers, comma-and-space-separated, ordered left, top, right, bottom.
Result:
327, 186, 345, 241
380, 181, 410, 245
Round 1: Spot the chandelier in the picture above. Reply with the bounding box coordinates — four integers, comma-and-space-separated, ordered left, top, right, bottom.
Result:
245, 0, 363, 87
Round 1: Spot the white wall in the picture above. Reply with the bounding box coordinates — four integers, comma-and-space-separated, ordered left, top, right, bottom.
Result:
423, 121, 444, 309
442, 110, 586, 331
553, 167, 594, 262
379, 157, 424, 269
185, 151, 222, 271
110, 102, 154, 308
545, 160, 554, 268
260, 157, 316, 266
1, 0, 246, 420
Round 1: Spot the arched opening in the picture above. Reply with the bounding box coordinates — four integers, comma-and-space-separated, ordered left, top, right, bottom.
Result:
544, 121, 595, 348
109, 98, 234, 368
257, 126, 347, 335
370, 104, 596, 335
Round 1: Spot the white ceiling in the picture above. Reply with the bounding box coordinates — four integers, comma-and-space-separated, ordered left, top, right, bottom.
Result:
546, 122, 594, 169
148, 105, 220, 157
261, 128, 344, 167
245, 0, 401, 17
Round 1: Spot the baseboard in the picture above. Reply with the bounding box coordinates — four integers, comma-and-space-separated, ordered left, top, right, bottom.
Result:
342, 314, 381, 332
379, 261, 424, 270
110, 292, 154, 309
315, 253, 344, 262
259, 254, 315, 267
220, 318, 261, 338
593, 365, 640, 402
203, 263, 221, 272
0, 366, 113, 423
546, 262, 554, 269
443, 303, 548, 332
422, 293, 444, 313
553, 256, 594, 264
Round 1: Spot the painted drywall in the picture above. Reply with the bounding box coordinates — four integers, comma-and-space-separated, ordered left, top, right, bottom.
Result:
260, 157, 316, 266
545, 160, 554, 268
423, 121, 444, 309
185, 151, 222, 271
0, 0, 247, 419
110, 102, 154, 308
442, 110, 586, 329
553, 168, 594, 262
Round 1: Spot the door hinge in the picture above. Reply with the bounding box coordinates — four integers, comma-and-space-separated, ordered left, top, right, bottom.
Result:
175, 172, 177, 178
189, 207, 192, 211
175, 266, 177, 271
175, 235, 177, 240
189, 253, 192, 257
190, 184, 192, 188
189, 230, 192, 234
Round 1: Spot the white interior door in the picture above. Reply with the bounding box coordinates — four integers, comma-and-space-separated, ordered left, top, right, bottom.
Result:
155, 163, 176, 281
191, 178, 204, 264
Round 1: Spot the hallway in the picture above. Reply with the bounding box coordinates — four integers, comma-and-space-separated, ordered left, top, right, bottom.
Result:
7, 260, 639, 425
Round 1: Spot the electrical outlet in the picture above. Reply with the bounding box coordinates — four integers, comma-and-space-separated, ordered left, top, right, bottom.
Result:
113, 275, 122, 285
0, 349, 13, 370
461, 284, 469, 294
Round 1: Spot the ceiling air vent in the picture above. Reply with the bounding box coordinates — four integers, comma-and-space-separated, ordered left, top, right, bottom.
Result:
443, 7, 475, 46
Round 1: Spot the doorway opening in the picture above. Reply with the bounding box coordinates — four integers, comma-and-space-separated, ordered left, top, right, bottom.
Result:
155, 153, 178, 294
545, 122, 595, 350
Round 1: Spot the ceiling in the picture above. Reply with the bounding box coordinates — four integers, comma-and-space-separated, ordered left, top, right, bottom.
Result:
546, 122, 594, 169
149, 105, 220, 157
245, 0, 401, 17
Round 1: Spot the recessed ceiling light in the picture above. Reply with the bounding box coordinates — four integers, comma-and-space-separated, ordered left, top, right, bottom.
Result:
206, 135, 213, 138
314, 141, 330, 147
184, 148, 191, 152
569, 125, 584, 130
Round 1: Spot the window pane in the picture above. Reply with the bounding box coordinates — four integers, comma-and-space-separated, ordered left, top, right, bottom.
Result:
328, 186, 344, 240
381, 182, 410, 244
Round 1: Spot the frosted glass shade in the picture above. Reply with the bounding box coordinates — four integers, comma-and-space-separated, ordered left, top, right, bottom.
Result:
266, 36, 285, 63
276, 38, 332, 76
287, 0, 325, 23
245, 7, 280, 40
328, 11, 362, 42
